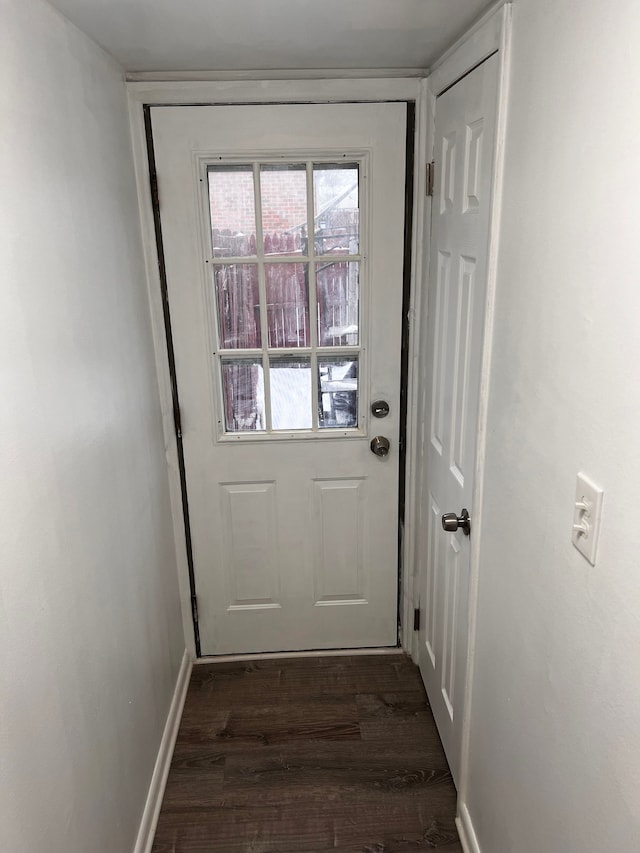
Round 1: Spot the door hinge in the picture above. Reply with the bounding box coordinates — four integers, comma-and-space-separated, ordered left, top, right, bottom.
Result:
191, 595, 199, 625
150, 171, 160, 210
413, 607, 420, 631
426, 161, 435, 197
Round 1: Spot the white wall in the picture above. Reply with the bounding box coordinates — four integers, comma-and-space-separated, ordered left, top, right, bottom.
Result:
465, 0, 640, 850
0, 1, 184, 851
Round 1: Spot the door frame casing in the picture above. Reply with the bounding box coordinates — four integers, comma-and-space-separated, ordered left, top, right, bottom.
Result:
411, 3, 512, 846
127, 78, 428, 661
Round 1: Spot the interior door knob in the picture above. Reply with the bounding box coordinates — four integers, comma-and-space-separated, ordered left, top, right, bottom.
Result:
441, 508, 471, 536
370, 435, 390, 457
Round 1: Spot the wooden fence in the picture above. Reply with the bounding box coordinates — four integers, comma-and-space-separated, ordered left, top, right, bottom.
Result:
214, 224, 358, 431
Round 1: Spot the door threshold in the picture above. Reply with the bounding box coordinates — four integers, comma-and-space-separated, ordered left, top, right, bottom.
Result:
195, 646, 402, 664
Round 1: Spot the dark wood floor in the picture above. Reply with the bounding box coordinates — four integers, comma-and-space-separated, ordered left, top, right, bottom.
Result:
152, 653, 462, 853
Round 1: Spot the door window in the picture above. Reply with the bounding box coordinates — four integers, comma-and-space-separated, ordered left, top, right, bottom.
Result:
207, 161, 362, 436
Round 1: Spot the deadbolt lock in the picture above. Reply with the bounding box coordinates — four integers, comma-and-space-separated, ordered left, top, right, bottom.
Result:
371, 400, 390, 418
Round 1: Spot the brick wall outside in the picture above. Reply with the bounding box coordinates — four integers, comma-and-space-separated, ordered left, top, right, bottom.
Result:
209, 168, 308, 236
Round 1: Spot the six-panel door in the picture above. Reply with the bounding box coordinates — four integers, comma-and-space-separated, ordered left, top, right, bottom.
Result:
418, 54, 499, 784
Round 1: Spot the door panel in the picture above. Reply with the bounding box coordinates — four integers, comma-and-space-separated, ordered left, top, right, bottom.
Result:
312, 478, 365, 603
151, 103, 406, 655
220, 481, 279, 609
419, 54, 499, 784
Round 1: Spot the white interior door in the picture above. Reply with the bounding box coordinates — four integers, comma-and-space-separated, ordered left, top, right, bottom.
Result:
418, 54, 499, 783
151, 103, 406, 655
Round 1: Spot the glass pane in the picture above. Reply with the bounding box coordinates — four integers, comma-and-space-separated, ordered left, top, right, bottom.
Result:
316, 261, 359, 346
208, 166, 256, 258
221, 359, 265, 432
260, 165, 307, 257
313, 164, 359, 255
214, 264, 261, 349
270, 357, 312, 430
265, 263, 309, 348
318, 358, 358, 429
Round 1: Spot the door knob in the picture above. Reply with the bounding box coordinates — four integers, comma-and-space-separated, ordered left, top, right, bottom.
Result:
370, 435, 390, 457
441, 508, 471, 536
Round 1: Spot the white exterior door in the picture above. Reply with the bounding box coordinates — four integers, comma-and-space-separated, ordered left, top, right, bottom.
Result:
151, 103, 406, 655
418, 54, 499, 783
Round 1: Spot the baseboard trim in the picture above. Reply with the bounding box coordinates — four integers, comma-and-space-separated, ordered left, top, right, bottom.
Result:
133, 648, 192, 853
456, 803, 482, 853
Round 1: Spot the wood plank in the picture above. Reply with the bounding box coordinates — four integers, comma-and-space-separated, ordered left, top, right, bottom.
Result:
355, 690, 432, 719
223, 740, 452, 780
152, 800, 461, 852
175, 698, 360, 749
190, 655, 423, 702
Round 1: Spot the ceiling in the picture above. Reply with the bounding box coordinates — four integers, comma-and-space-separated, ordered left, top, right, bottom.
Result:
47, 0, 493, 74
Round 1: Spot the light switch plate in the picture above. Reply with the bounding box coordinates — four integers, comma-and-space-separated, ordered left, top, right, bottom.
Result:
571, 473, 604, 565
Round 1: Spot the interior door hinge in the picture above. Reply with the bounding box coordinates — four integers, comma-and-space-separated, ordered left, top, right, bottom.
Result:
413, 607, 420, 631
426, 161, 435, 197
191, 595, 199, 625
